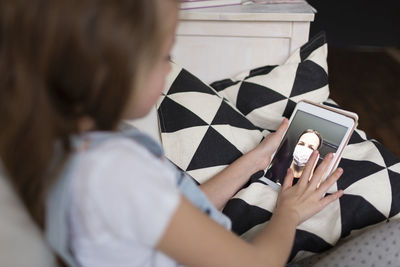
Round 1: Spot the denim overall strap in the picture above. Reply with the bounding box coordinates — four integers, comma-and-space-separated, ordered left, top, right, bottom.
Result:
46, 153, 82, 267
170, 165, 232, 229
118, 123, 164, 158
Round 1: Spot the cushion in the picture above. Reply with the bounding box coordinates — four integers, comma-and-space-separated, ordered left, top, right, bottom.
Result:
157, 34, 400, 262
157, 62, 268, 184
0, 164, 56, 267
210, 31, 330, 130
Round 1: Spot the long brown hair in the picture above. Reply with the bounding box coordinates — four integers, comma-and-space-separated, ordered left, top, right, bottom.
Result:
0, 0, 177, 228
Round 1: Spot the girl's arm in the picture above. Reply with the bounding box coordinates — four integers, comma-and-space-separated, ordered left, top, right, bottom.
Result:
200, 119, 289, 210
157, 153, 344, 267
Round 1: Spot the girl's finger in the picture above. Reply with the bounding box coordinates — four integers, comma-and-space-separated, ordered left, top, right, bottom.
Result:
308, 153, 334, 189
262, 119, 289, 153
298, 150, 319, 189
319, 190, 344, 208
282, 168, 294, 190
275, 118, 289, 138
317, 168, 344, 195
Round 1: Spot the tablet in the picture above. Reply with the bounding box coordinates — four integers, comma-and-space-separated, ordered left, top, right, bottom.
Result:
260, 100, 358, 191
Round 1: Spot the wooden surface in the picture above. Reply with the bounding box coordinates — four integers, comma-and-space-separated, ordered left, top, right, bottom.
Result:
328, 47, 400, 157
179, 2, 315, 21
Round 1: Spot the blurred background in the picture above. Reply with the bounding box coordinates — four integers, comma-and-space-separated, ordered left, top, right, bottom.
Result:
307, 0, 400, 157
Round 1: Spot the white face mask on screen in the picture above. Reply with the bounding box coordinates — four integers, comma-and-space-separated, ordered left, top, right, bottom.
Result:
293, 145, 313, 167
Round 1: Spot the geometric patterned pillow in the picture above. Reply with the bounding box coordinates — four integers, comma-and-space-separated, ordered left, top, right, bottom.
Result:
157, 47, 400, 262
157, 62, 267, 184
210, 32, 330, 130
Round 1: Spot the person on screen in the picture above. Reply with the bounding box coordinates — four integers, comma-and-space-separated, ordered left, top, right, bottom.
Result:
290, 129, 323, 178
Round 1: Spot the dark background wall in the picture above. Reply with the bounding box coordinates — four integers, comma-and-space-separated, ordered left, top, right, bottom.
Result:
308, 0, 400, 47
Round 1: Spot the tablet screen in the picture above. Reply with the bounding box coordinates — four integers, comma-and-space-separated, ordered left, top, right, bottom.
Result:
264, 110, 348, 185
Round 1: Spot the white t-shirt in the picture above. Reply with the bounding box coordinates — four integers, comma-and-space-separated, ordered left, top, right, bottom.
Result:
68, 134, 181, 267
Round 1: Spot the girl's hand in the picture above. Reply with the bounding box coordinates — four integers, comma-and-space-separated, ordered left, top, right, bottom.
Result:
275, 151, 344, 225
251, 119, 289, 171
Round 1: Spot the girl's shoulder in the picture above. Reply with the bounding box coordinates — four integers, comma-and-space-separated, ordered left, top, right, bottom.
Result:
68, 131, 155, 170
70, 132, 178, 195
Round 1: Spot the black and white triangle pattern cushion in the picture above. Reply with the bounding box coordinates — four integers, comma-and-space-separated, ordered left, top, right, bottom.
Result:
157, 60, 400, 261
157, 62, 267, 184
211, 32, 329, 130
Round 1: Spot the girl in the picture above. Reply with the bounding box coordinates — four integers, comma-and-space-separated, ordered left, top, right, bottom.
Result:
0, 0, 344, 266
